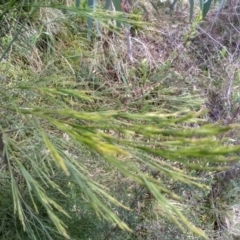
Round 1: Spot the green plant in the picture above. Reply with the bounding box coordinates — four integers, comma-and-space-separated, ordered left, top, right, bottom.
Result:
1, 1, 240, 240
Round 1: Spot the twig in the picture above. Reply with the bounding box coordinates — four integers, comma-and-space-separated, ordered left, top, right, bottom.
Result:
197, 26, 231, 56
0, 128, 34, 166
225, 64, 236, 115
126, 24, 133, 63
219, 106, 240, 140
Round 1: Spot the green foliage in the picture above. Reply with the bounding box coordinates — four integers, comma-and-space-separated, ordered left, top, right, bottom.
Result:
189, 0, 194, 22
199, 0, 212, 19
0, 0, 240, 240
1, 73, 238, 240
75, 0, 80, 8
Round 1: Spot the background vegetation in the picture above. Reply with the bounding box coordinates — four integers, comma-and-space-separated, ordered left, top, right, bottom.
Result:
0, 0, 239, 239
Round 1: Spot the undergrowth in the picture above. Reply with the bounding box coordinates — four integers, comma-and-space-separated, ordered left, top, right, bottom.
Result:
0, 0, 240, 239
